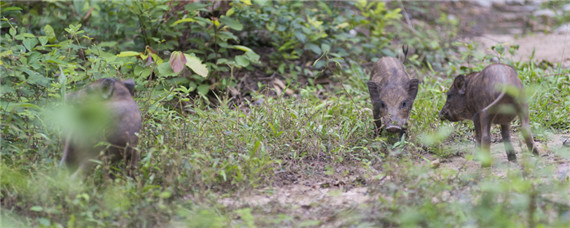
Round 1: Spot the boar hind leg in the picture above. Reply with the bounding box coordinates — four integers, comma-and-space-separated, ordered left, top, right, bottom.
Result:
478, 111, 493, 167
500, 124, 516, 161
518, 106, 539, 156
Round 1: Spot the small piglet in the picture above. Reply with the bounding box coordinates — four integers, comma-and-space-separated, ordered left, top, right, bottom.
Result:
367, 57, 419, 136
60, 78, 141, 178
439, 64, 539, 162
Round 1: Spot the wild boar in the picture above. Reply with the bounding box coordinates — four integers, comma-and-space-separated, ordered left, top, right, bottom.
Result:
439, 64, 539, 163
367, 57, 419, 136
60, 78, 142, 178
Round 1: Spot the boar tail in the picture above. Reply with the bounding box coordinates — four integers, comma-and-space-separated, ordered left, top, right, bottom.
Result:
481, 91, 507, 115
401, 45, 409, 64
59, 132, 72, 167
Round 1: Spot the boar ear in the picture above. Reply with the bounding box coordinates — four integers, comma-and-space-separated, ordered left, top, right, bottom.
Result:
367, 81, 381, 101
122, 79, 136, 96
453, 75, 466, 95
407, 79, 419, 98
100, 78, 115, 99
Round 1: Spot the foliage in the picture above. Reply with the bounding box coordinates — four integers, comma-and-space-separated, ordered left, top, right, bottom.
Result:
1, 0, 570, 227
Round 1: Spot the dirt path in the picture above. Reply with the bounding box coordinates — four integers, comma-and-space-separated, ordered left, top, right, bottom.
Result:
223, 133, 570, 226
472, 33, 570, 68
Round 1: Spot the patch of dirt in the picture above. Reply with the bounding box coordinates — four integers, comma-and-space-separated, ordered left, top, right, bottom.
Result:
471, 34, 570, 67
447, 1, 570, 67
222, 132, 570, 226
221, 184, 369, 209
440, 133, 570, 174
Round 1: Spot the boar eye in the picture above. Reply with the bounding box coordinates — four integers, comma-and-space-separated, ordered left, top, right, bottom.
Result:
377, 101, 386, 109
401, 100, 408, 108
447, 94, 452, 99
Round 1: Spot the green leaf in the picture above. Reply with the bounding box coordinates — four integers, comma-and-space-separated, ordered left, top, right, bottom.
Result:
321, 43, 331, 53
169, 51, 187, 74
306, 43, 321, 55
217, 31, 238, 41
219, 16, 243, 31
244, 51, 260, 64
197, 84, 210, 95
157, 62, 176, 77
116, 51, 141, 57
226, 7, 235, 17
23, 38, 38, 51
2, 7, 23, 13
38, 36, 48, 46
171, 18, 196, 27
232, 45, 253, 52
43, 24, 56, 43
184, 54, 208, 78
134, 66, 152, 78
159, 191, 172, 199
9, 27, 16, 37
188, 81, 197, 92
30, 206, 43, 212
235, 55, 249, 67
38, 218, 50, 226
185, 2, 207, 12
294, 31, 307, 43
0, 50, 13, 57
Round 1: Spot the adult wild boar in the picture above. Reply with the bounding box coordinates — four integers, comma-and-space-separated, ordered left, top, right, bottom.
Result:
439, 64, 539, 163
60, 78, 141, 178
367, 57, 419, 136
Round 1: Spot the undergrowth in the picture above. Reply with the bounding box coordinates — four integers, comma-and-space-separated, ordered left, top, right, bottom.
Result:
1, 1, 570, 227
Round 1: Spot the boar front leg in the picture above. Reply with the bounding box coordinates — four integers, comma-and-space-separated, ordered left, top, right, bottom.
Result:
501, 124, 517, 161
372, 110, 383, 136
473, 113, 482, 148
127, 147, 139, 178
374, 119, 383, 136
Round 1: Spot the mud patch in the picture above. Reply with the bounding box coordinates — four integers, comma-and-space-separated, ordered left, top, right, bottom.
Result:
472, 33, 570, 67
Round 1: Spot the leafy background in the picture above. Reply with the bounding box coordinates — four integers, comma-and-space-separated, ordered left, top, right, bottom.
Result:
1, 0, 569, 227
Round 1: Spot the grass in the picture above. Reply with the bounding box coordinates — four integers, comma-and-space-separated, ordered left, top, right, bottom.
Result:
1, 58, 569, 227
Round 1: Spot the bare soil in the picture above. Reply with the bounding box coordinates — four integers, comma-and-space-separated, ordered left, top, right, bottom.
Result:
221, 132, 570, 226
472, 33, 570, 68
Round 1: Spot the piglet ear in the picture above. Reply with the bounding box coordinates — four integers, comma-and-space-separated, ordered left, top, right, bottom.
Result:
367, 81, 381, 101
407, 79, 419, 99
122, 79, 135, 96
453, 75, 466, 95
101, 78, 115, 99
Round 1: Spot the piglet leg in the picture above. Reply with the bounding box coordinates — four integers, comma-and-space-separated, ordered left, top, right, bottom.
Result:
59, 133, 73, 167
501, 124, 516, 161
478, 111, 492, 167
519, 106, 539, 156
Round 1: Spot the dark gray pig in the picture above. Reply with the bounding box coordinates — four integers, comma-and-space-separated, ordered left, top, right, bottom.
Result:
60, 78, 141, 178
439, 64, 539, 163
367, 57, 419, 136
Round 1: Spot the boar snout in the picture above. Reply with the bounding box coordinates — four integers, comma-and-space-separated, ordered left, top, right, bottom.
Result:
385, 125, 403, 133
384, 116, 407, 133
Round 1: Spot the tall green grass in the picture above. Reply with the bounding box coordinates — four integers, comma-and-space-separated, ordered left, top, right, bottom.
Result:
1, 59, 569, 227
